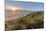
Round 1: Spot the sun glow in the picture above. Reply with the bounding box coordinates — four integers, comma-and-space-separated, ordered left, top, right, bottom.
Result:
8, 7, 18, 11
12, 8, 16, 11
8, 7, 23, 11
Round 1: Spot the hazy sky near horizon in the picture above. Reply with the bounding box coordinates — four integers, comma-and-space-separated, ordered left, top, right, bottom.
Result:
5, 0, 44, 10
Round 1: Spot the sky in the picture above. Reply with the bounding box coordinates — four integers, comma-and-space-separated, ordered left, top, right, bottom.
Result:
5, 0, 44, 10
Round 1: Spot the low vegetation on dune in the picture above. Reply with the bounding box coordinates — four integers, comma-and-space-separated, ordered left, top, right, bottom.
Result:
5, 11, 44, 31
